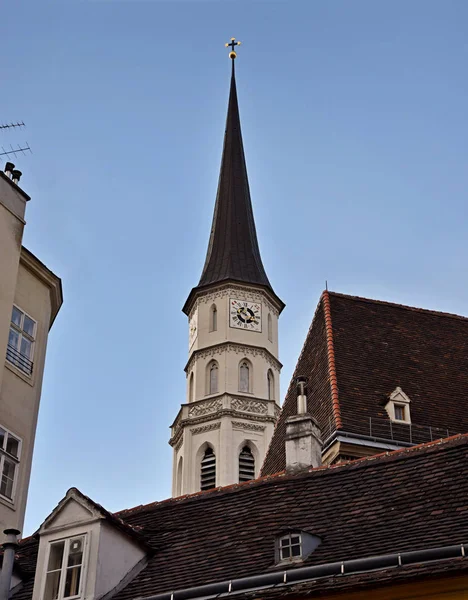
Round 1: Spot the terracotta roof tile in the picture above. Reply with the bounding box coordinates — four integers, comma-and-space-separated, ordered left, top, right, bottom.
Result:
12, 435, 468, 600
262, 291, 468, 475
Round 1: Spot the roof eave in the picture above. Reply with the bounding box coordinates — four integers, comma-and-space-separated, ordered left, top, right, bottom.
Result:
182, 279, 285, 316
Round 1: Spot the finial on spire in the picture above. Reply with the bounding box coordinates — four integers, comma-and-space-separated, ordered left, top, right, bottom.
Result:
225, 37, 241, 60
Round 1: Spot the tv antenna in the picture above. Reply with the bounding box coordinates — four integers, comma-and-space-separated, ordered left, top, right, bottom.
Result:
0, 120, 31, 161
0, 121, 25, 131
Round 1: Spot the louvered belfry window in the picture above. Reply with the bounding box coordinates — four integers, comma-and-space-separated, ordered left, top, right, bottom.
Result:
239, 446, 255, 482
200, 447, 216, 490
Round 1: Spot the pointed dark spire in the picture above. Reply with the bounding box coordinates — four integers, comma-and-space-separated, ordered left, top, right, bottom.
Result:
183, 56, 283, 315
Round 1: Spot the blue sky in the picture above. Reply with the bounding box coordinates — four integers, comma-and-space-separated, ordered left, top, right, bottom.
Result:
2, 0, 467, 535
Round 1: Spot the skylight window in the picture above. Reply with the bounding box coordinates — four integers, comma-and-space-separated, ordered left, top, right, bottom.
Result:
276, 531, 321, 564
279, 533, 302, 560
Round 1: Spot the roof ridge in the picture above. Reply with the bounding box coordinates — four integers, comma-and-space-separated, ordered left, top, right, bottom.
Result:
115, 433, 468, 517
328, 291, 468, 322
321, 291, 342, 429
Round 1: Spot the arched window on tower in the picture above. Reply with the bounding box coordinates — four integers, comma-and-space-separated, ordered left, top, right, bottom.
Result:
189, 372, 194, 402
208, 361, 218, 395
200, 447, 216, 490
268, 313, 273, 342
267, 369, 274, 400
239, 360, 251, 393
239, 446, 255, 482
176, 457, 183, 496
210, 304, 217, 332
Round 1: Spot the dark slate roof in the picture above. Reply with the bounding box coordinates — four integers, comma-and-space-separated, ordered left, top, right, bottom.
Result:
12, 435, 468, 600
262, 291, 468, 476
184, 65, 281, 314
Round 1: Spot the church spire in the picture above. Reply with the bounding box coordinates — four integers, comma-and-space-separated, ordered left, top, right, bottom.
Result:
183, 40, 282, 314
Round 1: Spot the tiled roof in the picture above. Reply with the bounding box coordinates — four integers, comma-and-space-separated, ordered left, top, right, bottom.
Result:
183, 65, 282, 314
13, 435, 468, 600
262, 291, 468, 475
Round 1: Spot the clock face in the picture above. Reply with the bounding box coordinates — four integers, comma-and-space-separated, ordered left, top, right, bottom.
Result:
189, 309, 198, 348
230, 299, 262, 332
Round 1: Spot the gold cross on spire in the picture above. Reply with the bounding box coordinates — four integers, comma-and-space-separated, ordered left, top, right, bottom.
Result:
225, 37, 241, 60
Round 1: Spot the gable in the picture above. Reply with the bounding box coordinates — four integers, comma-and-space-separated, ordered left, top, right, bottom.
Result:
42, 497, 95, 531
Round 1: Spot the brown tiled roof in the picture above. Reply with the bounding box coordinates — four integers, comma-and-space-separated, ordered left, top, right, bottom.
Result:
13, 435, 468, 600
183, 65, 283, 314
262, 291, 468, 475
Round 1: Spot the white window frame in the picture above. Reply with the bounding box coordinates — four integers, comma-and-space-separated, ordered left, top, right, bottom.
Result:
278, 532, 302, 562
0, 425, 22, 503
42, 534, 88, 600
6, 305, 36, 376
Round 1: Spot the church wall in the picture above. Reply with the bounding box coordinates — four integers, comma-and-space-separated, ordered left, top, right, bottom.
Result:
188, 287, 279, 359
174, 281, 282, 493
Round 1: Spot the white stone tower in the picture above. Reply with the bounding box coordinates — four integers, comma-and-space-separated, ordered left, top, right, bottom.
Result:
170, 46, 284, 496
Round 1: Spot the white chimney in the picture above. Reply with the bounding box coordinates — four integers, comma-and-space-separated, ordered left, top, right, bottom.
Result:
285, 377, 322, 474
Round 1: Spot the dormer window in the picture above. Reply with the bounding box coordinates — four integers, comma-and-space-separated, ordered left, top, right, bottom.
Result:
276, 531, 322, 564
44, 535, 86, 600
385, 387, 412, 424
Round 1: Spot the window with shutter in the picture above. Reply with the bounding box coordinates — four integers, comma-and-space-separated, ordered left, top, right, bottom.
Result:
239, 446, 255, 482
200, 448, 216, 490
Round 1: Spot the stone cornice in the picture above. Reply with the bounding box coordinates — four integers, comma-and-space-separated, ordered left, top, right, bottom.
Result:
20, 246, 63, 329
169, 410, 277, 447
185, 282, 284, 320
169, 394, 279, 446
185, 341, 282, 374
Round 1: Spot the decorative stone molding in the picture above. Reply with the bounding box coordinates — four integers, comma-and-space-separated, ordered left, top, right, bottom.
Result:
174, 436, 184, 452
188, 284, 280, 319
186, 342, 282, 374
232, 398, 268, 415
191, 422, 221, 435
231, 421, 266, 432
188, 398, 223, 418
170, 425, 184, 449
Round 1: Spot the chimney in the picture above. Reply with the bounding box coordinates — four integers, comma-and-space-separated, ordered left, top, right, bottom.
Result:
0, 529, 20, 600
285, 377, 322, 474
11, 170, 22, 185
4, 163, 14, 179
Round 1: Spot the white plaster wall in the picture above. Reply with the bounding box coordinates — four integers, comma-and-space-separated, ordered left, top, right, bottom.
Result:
0, 261, 53, 534
95, 522, 146, 599
0, 202, 24, 396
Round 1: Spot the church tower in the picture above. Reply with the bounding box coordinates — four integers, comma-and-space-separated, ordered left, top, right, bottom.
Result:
170, 42, 284, 496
